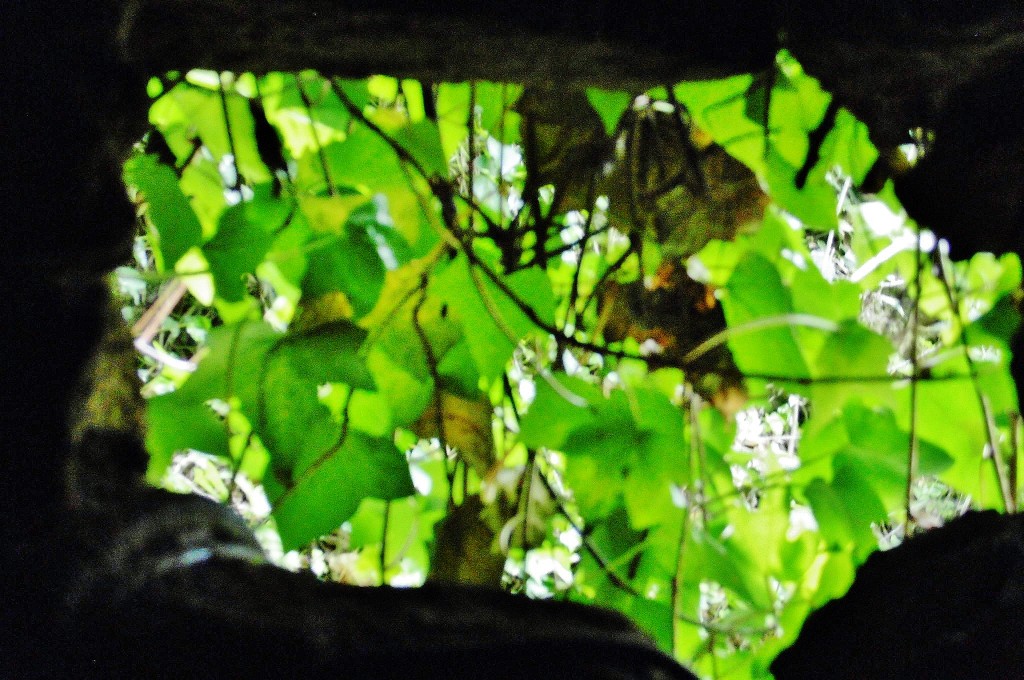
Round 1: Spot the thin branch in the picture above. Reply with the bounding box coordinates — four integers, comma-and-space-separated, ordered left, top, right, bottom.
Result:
218, 72, 243, 191
131, 278, 188, 344
466, 81, 477, 234
578, 236, 638, 321
934, 252, 1015, 511
690, 392, 711, 526
294, 73, 336, 196
905, 233, 924, 528
517, 223, 611, 271
331, 77, 434, 181
671, 504, 690, 657
565, 181, 600, 324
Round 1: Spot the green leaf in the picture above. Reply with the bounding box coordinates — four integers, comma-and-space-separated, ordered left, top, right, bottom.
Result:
804, 465, 885, 561
763, 142, 838, 230
835, 403, 953, 507
904, 380, 998, 507
145, 391, 227, 481
349, 195, 415, 268
203, 203, 275, 302
273, 320, 374, 389
436, 340, 481, 397
323, 125, 408, 190
800, 402, 953, 512
271, 431, 414, 549
436, 82, 523, 159
374, 116, 448, 179
256, 321, 374, 475
563, 415, 639, 463
362, 346, 434, 429
518, 376, 603, 449
688, 530, 770, 610
585, 88, 633, 135
722, 252, 810, 378
804, 322, 898, 426
430, 255, 555, 379
302, 203, 388, 318
625, 389, 689, 528
123, 154, 203, 269
191, 322, 282, 402
259, 72, 349, 164
144, 321, 281, 477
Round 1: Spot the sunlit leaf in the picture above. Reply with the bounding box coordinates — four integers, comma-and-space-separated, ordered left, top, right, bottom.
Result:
430, 255, 555, 379
123, 154, 203, 269
272, 431, 414, 549
586, 88, 633, 135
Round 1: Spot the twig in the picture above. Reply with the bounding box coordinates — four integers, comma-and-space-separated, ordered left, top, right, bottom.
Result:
565, 182, 599, 324
131, 278, 187, 344
578, 236, 637, 322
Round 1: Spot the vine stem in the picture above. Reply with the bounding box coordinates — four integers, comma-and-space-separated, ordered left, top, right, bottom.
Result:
217, 72, 243, 191
295, 73, 336, 196
671, 480, 691, 658
933, 251, 1015, 511
904, 232, 924, 529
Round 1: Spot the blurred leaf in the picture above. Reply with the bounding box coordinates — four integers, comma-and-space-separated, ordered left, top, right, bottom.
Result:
413, 392, 495, 475
145, 391, 227, 481
518, 376, 605, 449
323, 125, 408, 189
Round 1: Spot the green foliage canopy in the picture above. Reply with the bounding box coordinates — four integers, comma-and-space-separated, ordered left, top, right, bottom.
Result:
122, 56, 1020, 679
